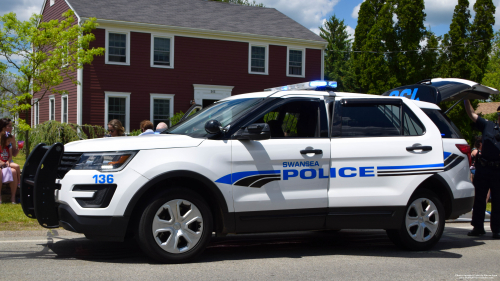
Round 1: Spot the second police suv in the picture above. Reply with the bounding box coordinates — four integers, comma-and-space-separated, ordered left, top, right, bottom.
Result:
20, 79, 498, 263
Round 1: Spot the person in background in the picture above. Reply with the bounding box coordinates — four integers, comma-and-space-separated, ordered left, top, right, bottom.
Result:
464, 101, 500, 239
2, 118, 21, 186
470, 136, 482, 180
139, 120, 155, 136
155, 122, 168, 134
105, 119, 125, 137
0, 119, 19, 204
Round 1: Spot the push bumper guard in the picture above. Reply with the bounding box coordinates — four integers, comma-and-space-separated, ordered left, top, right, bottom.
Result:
21, 142, 66, 228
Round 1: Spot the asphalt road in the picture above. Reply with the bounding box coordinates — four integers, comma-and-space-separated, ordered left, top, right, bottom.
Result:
0, 223, 499, 281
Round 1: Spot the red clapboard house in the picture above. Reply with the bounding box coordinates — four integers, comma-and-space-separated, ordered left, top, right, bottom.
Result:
31, 0, 326, 133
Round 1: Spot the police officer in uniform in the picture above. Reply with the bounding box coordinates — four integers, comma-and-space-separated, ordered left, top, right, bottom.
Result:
464, 101, 500, 239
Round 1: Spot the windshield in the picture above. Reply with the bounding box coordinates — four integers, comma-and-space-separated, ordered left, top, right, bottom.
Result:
166, 98, 264, 137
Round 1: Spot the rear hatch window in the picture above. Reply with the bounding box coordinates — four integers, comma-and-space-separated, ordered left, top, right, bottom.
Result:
422, 109, 463, 139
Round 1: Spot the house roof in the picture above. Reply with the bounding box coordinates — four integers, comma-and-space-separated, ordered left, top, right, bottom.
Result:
477, 102, 500, 115
65, 0, 325, 43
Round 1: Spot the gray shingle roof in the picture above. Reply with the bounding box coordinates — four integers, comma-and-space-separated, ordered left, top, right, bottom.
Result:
66, 0, 325, 43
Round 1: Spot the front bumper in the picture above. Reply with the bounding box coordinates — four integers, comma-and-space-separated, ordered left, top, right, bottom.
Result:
58, 203, 129, 241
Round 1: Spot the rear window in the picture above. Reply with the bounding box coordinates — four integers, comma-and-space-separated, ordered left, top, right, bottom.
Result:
422, 109, 463, 139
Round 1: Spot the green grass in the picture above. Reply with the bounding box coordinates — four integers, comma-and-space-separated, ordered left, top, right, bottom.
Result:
0, 204, 45, 231
12, 152, 26, 171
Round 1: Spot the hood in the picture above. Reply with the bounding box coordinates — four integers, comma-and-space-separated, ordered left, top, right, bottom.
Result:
64, 134, 205, 153
382, 78, 499, 104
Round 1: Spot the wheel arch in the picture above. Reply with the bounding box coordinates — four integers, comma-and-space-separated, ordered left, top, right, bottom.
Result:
411, 174, 455, 220
124, 170, 234, 236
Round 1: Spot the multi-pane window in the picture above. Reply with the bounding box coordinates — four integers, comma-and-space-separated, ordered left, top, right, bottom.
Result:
62, 96, 68, 123
49, 98, 55, 120
251, 46, 265, 73
288, 50, 303, 76
108, 33, 127, 63
153, 37, 171, 66
153, 99, 170, 127
108, 97, 126, 128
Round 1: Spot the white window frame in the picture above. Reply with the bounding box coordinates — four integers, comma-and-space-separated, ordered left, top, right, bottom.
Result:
49, 95, 55, 121
105, 29, 131, 66
150, 94, 175, 127
61, 95, 68, 123
248, 43, 269, 75
33, 99, 39, 127
150, 34, 174, 69
104, 92, 131, 133
50, 0, 55, 6
286, 47, 306, 78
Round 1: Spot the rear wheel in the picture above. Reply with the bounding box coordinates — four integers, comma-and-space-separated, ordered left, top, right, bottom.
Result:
386, 189, 445, 251
137, 188, 213, 263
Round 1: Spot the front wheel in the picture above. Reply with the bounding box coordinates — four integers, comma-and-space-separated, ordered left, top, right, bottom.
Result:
137, 188, 213, 263
387, 189, 445, 251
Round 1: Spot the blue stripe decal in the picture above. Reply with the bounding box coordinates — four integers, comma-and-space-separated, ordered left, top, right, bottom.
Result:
215, 170, 281, 185
443, 151, 452, 160
377, 163, 444, 170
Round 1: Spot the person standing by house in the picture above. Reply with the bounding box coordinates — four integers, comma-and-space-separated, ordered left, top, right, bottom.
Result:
105, 119, 125, 137
155, 122, 168, 134
139, 120, 155, 136
464, 101, 500, 239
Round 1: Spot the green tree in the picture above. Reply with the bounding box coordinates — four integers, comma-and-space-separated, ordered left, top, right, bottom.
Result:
0, 10, 104, 154
395, 0, 426, 85
482, 31, 500, 101
421, 31, 441, 79
469, 0, 496, 83
358, 1, 399, 94
319, 15, 352, 92
208, 0, 264, 7
440, 0, 471, 79
351, 0, 385, 93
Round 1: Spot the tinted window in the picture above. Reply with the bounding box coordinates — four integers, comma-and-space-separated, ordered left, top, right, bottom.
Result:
256, 99, 328, 138
341, 104, 401, 137
422, 109, 462, 139
403, 105, 425, 136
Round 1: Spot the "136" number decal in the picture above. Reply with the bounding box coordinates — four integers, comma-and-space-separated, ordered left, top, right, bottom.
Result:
92, 174, 114, 184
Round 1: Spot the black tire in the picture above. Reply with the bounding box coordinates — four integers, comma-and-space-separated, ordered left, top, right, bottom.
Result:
137, 188, 213, 263
386, 189, 445, 251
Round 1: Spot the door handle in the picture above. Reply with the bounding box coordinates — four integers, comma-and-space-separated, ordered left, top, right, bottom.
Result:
406, 146, 432, 152
300, 149, 323, 155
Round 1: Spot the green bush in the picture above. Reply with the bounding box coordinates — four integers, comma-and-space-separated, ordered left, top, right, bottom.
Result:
128, 129, 141, 136
170, 111, 185, 126
18, 121, 107, 153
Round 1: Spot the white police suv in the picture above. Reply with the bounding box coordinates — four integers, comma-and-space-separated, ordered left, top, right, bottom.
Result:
21, 80, 491, 263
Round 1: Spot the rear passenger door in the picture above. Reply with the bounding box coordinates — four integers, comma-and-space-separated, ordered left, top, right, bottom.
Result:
328, 98, 444, 210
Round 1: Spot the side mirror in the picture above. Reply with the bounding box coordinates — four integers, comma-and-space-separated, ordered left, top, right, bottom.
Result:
233, 123, 271, 140
205, 120, 222, 134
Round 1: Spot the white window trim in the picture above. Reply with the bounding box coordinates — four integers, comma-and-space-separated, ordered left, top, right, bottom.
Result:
150, 94, 175, 127
104, 91, 131, 133
248, 43, 269, 75
286, 46, 306, 78
50, 0, 55, 6
33, 98, 39, 127
150, 34, 174, 69
49, 95, 55, 121
193, 84, 233, 106
105, 29, 131, 66
61, 95, 68, 123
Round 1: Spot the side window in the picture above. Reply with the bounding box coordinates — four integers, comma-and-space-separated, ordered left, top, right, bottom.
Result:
422, 108, 462, 138
258, 99, 328, 138
402, 105, 425, 136
340, 103, 401, 137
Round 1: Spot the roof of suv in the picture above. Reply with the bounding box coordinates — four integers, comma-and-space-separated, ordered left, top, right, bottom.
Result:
221, 90, 441, 110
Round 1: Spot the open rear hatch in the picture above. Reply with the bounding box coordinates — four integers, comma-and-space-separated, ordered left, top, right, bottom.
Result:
382, 78, 499, 103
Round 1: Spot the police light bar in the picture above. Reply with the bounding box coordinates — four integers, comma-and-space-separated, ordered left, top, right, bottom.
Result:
264, 80, 337, 91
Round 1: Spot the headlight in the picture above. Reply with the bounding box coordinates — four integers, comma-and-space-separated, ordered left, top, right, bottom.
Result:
72, 151, 138, 172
